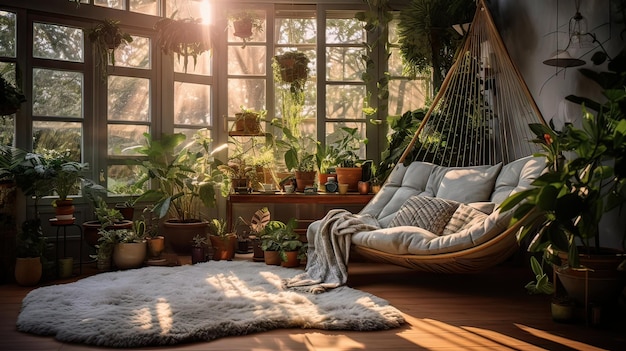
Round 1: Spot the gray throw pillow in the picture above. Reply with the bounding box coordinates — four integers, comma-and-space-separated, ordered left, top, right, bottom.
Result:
389, 195, 460, 235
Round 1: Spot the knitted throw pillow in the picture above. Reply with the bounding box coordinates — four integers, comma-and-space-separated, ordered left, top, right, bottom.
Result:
442, 203, 489, 235
389, 195, 460, 235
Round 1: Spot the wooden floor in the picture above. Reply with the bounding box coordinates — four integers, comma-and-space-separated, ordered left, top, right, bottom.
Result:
1, 255, 625, 351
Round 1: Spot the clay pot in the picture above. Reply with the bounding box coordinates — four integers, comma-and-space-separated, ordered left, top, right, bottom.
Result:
263, 250, 281, 265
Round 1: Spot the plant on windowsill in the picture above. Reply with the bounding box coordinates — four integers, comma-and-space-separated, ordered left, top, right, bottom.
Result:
331, 127, 367, 192
272, 118, 316, 192
232, 106, 266, 136
88, 18, 133, 81
131, 130, 228, 255
155, 15, 212, 73
228, 10, 264, 48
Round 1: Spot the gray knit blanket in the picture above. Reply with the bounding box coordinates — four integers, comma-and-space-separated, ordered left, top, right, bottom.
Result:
283, 209, 380, 294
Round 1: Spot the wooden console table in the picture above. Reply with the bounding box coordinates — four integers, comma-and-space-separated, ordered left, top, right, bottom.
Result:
227, 192, 374, 237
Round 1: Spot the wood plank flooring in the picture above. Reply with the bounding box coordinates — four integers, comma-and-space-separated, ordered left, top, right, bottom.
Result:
1, 256, 625, 351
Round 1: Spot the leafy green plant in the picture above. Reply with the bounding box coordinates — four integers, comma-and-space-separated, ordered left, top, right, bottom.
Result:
88, 18, 133, 80
272, 118, 316, 172
209, 218, 230, 239
525, 256, 555, 295
131, 130, 228, 221
16, 219, 46, 258
260, 219, 298, 252
155, 15, 211, 73
500, 58, 626, 269
0, 66, 26, 116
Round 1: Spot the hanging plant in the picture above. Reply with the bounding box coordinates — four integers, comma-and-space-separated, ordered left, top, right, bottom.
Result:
228, 11, 264, 48
155, 16, 212, 73
88, 19, 133, 81
397, 0, 474, 90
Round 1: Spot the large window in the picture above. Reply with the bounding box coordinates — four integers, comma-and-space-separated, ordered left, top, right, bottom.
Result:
0, 10, 17, 147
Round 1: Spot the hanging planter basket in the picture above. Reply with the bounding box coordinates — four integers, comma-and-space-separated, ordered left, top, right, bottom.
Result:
274, 52, 310, 83
233, 20, 253, 39
155, 17, 212, 73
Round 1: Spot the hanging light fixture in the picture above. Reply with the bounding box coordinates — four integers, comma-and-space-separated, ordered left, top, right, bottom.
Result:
543, 0, 587, 68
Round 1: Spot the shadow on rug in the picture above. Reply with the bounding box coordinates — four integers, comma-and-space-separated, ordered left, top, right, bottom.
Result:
17, 261, 405, 347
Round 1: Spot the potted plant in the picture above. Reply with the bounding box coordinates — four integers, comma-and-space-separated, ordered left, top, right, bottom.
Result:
278, 227, 305, 268
14, 219, 47, 286
91, 227, 117, 271
0, 67, 26, 116
208, 218, 236, 261
132, 130, 228, 255
331, 127, 367, 192
88, 18, 133, 81
238, 207, 271, 260
191, 234, 208, 264
155, 16, 212, 73
217, 137, 260, 193
260, 218, 298, 266
500, 51, 626, 308
111, 226, 146, 270
272, 118, 316, 192
44, 150, 89, 223
228, 10, 263, 47
273, 51, 310, 84
82, 186, 133, 248
232, 106, 265, 135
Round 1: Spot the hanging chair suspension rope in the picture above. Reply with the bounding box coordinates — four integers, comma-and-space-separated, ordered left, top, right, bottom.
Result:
397, 0, 546, 167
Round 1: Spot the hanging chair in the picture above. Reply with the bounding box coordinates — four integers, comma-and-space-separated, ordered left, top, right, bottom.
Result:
310, 0, 548, 273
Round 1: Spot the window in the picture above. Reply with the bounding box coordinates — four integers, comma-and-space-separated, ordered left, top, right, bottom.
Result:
31, 21, 85, 167
0, 10, 17, 147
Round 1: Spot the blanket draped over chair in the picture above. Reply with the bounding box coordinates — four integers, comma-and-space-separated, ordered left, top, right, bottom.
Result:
284, 209, 380, 293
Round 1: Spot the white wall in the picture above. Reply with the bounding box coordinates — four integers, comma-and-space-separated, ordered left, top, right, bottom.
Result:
492, 0, 625, 249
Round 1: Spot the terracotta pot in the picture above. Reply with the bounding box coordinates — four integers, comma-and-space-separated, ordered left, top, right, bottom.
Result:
295, 170, 316, 192
234, 112, 261, 134
318, 173, 333, 192
233, 20, 253, 38
54, 199, 75, 222
15, 257, 42, 286
358, 181, 370, 194
83, 220, 134, 247
281, 251, 300, 268
264, 250, 281, 265
115, 204, 135, 221
147, 236, 165, 258
371, 184, 381, 194
162, 219, 208, 255
335, 167, 362, 192
113, 241, 146, 270
209, 234, 237, 261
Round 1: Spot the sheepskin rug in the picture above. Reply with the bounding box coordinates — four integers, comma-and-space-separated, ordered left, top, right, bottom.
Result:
17, 261, 404, 347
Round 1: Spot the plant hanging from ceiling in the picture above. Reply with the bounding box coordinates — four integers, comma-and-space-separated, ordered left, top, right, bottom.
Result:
397, 0, 474, 90
155, 15, 213, 73
88, 19, 133, 81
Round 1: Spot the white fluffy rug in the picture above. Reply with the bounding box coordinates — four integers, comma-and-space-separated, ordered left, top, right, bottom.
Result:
17, 261, 404, 347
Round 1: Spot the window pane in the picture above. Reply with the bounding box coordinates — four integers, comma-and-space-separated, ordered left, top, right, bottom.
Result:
108, 76, 150, 122
388, 47, 404, 77
33, 121, 82, 160
228, 46, 266, 75
227, 78, 266, 116
32, 69, 83, 118
174, 82, 211, 125
94, 0, 125, 10
227, 11, 265, 43
109, 124, 149, 156
326, 121, 366, 159
0, 62, 16, 146
275, 18, 316, 45
174, 51, 212, 75
388, 79, 429, 116
325, 85, 365, 119
0, 11, 16, 57
33, 22, 84, 62
166, 0, 210, 21
114, 36, 151, 69
326, 47, 365, 81
131, 0, 159, 16
108, 165, 145, 193
326, 18, 364, 44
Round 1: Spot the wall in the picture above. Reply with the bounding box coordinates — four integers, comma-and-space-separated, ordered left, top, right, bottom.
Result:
492, 0, 625, 249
